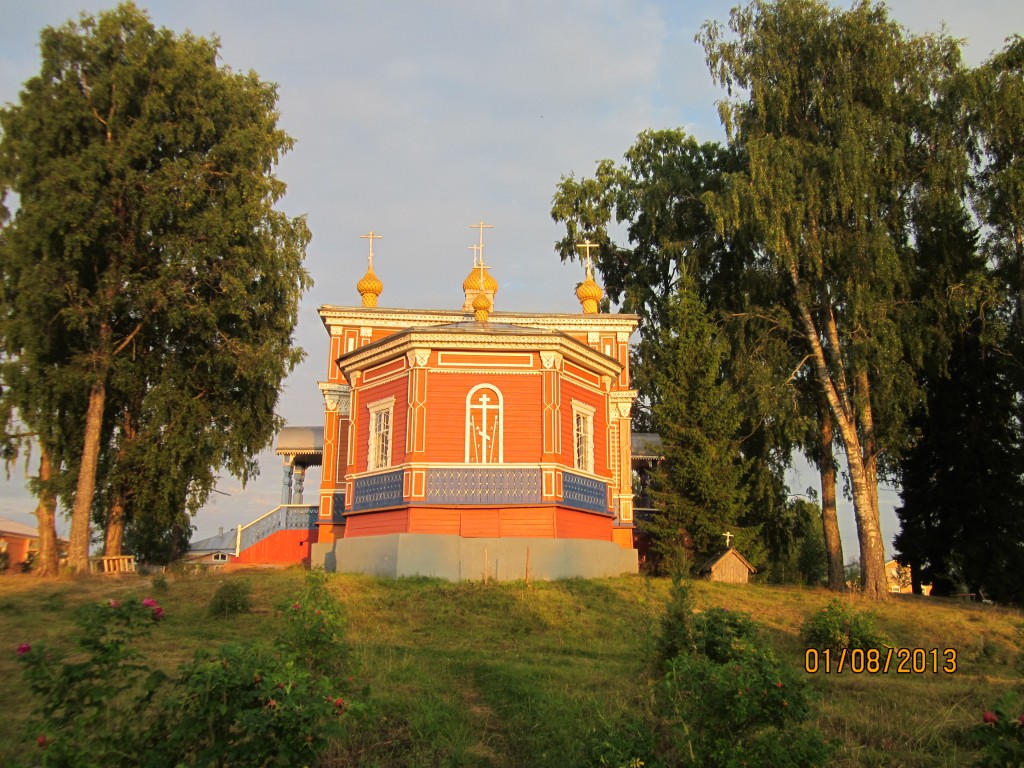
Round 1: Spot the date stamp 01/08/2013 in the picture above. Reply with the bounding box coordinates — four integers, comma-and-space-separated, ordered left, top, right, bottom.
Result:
803, 647, 958, 675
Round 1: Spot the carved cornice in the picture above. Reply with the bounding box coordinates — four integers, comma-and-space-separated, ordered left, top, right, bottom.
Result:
338, 329, 622, 382
540, 351, 562, 370
609, 389, 638, 419
318, 382, 351, 415
406, 348, 431, 368
319, 305, 639, 336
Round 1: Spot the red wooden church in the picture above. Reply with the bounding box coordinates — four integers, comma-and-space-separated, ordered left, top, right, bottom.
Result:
194, 228, 641, 580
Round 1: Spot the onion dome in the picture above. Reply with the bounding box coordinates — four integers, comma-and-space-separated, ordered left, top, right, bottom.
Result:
472, 288, 492, 323
462, 264, 499, 311
357, 266, 383, 307
576, 264, 603, 314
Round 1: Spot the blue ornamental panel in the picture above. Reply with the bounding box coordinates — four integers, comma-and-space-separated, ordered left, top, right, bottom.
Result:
426, 468, 542, 505
332, 493, 346, 522
352, 469, 405, 511
561, 472, 609, 514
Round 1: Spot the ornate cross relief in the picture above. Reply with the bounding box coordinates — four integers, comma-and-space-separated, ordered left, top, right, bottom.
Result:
465, 385, 503, 463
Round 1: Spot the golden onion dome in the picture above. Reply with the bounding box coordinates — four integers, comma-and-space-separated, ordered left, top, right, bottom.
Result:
463, 265, 499, 295
357, 266, 384, 307
472, 289, 492, 323
576, 268, 603, 314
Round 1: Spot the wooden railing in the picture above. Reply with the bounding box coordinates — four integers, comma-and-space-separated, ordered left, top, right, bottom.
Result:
89, 555, 137, 574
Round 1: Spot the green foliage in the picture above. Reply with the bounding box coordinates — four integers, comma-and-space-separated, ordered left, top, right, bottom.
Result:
159, 643, 343, 768
967, 694, 1024, 768
643, 277, 749, 561
207, 579, 252, 618
654, 591, 832, 767
0, 2, 311, 567
766, 498, 828, 586
800, 600, 889, 653
276, 568, 347, 678
0, 550, 8, 572
16, 597, 168, 766
16, 576, 353, 768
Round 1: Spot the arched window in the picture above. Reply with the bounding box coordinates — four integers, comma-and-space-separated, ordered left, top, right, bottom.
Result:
465, 384, 504, 463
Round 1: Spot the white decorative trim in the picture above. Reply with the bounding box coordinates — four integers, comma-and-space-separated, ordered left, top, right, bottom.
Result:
360, 326, 373, 338
616, 331, 630, 342
366, 396, 396, 471
540, 351, 562, 370
318, 382, 351, 415
406, 348, 431, 368
465, 384, 504, 463
587, 331, 599, 344
571, 400, 597, 475
330, 326, 343, 336
318, 305, 640, 336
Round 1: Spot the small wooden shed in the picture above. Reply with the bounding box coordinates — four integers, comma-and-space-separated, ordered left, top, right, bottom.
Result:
699, 547, 756, 584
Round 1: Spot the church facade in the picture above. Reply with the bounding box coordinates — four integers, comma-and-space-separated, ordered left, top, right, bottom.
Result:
303, 230, 640, 580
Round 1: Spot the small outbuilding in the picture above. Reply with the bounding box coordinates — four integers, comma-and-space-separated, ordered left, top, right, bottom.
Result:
699, 547, 756, 584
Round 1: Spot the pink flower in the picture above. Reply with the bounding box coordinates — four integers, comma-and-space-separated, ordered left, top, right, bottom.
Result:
334, 697, 346, 708
776, 682, 784, 688
292, 602, 301, 610
108, 599, 121, 608
16, 643, 31, 656
37, 734, 48, 749
983, 711, 998, 724
142, 598, 158, 608
152, 606, 164, 621
1018, 713, 1024, 726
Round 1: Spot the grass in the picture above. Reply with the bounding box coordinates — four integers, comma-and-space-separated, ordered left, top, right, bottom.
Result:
0, 568, 1021, 767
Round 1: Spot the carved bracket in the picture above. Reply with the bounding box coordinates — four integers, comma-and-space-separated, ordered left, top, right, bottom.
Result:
318, 381, 352, 415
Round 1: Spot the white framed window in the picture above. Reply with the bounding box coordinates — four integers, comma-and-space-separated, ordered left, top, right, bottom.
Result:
465, 384, 503, 463
367, 396, 396, 471
212, 553, 228, 563
572, 400, 596, 474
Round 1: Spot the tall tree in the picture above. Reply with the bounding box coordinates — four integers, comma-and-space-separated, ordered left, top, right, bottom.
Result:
643, 274, 750, 565
0, 3, 310, 571
552, 129, 842, 582
699, 0, 968, 598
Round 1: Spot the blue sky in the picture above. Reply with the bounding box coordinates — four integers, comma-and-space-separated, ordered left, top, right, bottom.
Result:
2, 1, 1021, 560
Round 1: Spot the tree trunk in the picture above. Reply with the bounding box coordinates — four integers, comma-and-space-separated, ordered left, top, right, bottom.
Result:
104, 410, 135, 557
790, 265, 889, 599
817, 405, 845, 591
33, 447, 60, 577
105, 493, 125, 557
68, 375, 107, 573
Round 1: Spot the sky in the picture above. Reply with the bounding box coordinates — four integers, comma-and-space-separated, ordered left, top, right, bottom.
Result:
1, 1, 1021, 561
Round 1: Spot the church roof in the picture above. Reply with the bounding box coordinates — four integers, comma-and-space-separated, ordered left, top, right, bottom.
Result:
275, 426, 325, 456
631, 432, 663, 459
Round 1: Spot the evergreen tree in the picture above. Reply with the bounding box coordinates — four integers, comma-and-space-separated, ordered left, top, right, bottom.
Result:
643, 275, 750, 567
895, 330, 1024, 604
0, 3, 310, 570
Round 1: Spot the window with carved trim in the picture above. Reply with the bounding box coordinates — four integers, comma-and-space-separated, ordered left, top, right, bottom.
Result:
465, 384, 503, 463
367, 396, 395, 471
572, 400, 595, 474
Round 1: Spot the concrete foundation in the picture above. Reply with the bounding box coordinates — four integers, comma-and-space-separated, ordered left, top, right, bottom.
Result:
311, 534, 638, 581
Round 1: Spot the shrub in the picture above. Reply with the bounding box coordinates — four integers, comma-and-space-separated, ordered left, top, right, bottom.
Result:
800, 599, 889, 652
208, 579, 252, 617
653, 589, 833, 767
967, 695, 1024, 767
0, 550, 8, 572
276, 568, 346, 677
17, 576, 356, 768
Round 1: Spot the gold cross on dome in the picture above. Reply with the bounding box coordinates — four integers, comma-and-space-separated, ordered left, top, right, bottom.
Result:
576, 239, 599, 274
469, 221, 494, 265
468, 243, 481, 268
360, 230, 383, 268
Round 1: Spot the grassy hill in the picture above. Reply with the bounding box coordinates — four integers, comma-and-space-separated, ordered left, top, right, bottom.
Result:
0, 568, 1020, 767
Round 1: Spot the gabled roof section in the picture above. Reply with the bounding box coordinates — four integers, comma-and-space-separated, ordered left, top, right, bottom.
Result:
698, 547, 756, 575
188, 528, 237, 554
0, 516, 38, 538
